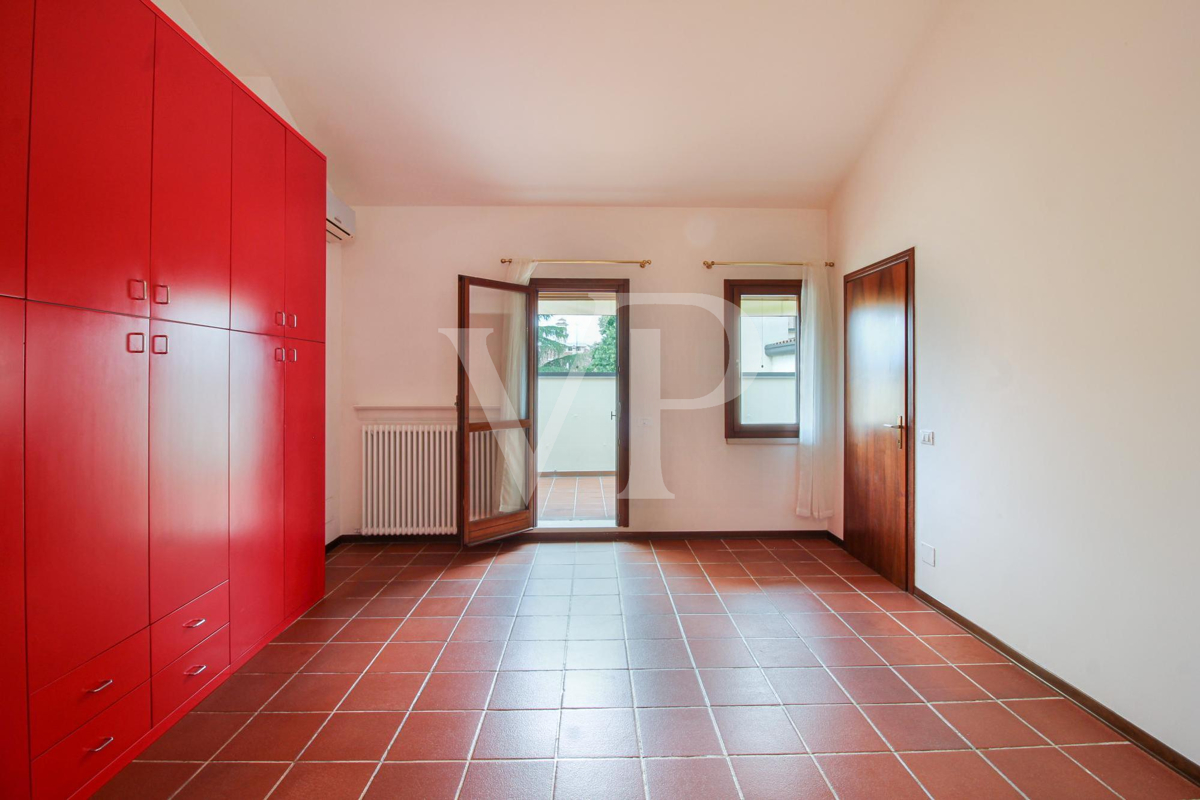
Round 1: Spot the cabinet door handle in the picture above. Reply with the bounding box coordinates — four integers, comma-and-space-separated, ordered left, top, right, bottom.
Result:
127, 333, 145, 354
289, 348, 298, 362
88, 736, 115, 753
184, 664, 207, 677
151, 335, 169, 355
86, 678, 114, 694
276, 310, 286, 327
184, 618, 206, 629
288, 313, 298, 328
129, 279, 148, 301
153, 284, 171, 304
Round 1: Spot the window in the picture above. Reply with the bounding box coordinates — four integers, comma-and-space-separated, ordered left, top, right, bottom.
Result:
724, 280, 802, 439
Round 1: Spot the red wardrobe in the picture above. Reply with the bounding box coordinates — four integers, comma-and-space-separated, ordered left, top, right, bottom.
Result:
2, 1, 328, 796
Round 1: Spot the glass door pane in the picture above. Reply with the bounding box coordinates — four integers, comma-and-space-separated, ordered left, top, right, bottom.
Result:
457, 276, 536, 545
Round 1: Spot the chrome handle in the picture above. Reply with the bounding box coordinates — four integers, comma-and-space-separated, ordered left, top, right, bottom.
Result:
88, 736, 115, 753
153, 284, 171, 304
288, 313, 298, 328
184, 664, 207, 677
275, 347, 285, 362
184, 618, 206, 629
86, 679, 114, 694
127, 333, 145, 354
288, 348, 298, 362
276, 310, 286, 327
129, 279, 148, 301
883, 415, 904, 449
151, 334, 169, 355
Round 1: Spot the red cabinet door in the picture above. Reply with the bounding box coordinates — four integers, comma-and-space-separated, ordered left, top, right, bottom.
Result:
0, 298, 29, 797
231, 90, 287, 336
0, 0, 34, 298
25, 304, 150, 690
230, 332, 286, 658
284, 339, 325, 613
284, 134, 326, 342
26, 0, 154, 316
150, 20, 233, 329
149, 320, 230, 621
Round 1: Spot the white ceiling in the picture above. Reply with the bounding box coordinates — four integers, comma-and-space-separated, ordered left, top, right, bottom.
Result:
182, 0, 947, 207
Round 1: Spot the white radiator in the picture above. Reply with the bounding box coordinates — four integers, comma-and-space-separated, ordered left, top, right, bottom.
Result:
360, 423, 497, 535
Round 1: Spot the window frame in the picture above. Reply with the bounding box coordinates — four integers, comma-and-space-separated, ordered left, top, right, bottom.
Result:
723, 279, 803, 440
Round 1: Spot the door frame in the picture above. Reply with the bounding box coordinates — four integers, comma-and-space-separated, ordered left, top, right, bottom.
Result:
456, 274, 538, 546
843, 248, 916, 590
529, 277, 631, 528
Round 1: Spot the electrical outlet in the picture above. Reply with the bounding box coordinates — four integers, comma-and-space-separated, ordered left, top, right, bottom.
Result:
919, 542, 936, 566
919, 429, 935, 445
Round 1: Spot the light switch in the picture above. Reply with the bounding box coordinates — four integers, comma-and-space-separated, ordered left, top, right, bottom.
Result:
919, 542, 936, 566
919, 429, 935, 445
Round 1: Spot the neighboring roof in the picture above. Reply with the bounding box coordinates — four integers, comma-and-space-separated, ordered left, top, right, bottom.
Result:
765, 337, 797, 356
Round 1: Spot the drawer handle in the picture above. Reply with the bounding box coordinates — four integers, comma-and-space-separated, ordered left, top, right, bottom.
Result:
276, 310, 286, 327
88, 736, 115, 753
86, 678, 114, 694
184, 618, 207, 629
184, 664, 208, 677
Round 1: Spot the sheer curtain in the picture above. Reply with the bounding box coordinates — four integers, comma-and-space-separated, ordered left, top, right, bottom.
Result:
796, 264, 837, 518
495, 259, 537, 513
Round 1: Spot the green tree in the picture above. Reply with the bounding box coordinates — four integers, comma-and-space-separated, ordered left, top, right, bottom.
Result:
586, 315, 617, 373
537, 314, 574, 372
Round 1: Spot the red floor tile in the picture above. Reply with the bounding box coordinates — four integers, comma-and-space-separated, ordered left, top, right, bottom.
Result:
984, 747, 1116, 799
364, 762, 466, 800
172, 763, 289, 800
631, 669, 706, 707
1005, 698, 1123, 744
387, 711, 482, 760
563, 669, 633, 708
558, 708, 639, 757
764, 668, 850, 704
688, 638, 757, 668
805, 637, 886, 667
340, 671, 425, 711
501, 640, 567, 671
921, 635, 1007, 664
414, 670, 496, 710
958, 663, 1060, 699
238, 642, 322, 673
730, 755, 834, 800
863, 636, 946, 666
860, 703, 969, 751
934, 701, 1049, 748
644, 758, 739, 800
302, 641, 384, 673
786, 704, 888, 753
785, 612, 854, 637
638, 707, 723, 756
628, 638, 693, 669
299, 711, 404, 760
459, 759, 555, 800
92, 762, 200, 800
699, 668, 778, 705
473, 709, 559, 759
271, 762, 377, 800
265, 673, 357, 711
1065, 743, 1200, 800
489, 670, 564, 709
334, 617, 405, 642
138, 712, 251, 761
901, 751, 1023, 799
392, 616, 458, 641
894, 665, 990, 702
830, 667, 920, 704
436, 640, 506, 671
815, 753, 927, 800
747, 638, 820, 668
554, 759, 645, 800
712, 705, 804, 755
369, 641, 444, 672
215, 712, 327, 761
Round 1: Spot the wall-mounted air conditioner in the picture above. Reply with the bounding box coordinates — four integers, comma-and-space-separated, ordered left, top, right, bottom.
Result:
326, 189, 355, 242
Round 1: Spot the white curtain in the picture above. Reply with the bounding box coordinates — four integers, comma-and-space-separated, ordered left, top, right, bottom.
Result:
495, 259, 538, 513
796, 263, 837, 518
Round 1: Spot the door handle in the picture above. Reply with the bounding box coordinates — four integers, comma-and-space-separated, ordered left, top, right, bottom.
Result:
275, 347, 285, 362
276, 310, 286, 327
289, 348, 298, 362
151, 335, 169, 355
153, 284, 170, 305
127, 333, 145, 354
288, 313, 298, 328
129, 279, 147, 301
88, 736, 115, 753
883, 415, 904, 449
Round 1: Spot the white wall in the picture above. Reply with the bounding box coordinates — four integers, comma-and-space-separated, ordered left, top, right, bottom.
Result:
537, 376, 617, 474
828, 0, 1200, 763
324, 243, 343, 543
338, 206, 827, 534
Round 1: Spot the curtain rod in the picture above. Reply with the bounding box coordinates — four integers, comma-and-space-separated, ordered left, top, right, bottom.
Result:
501, 258, 650, 269
704, 260, 836, 269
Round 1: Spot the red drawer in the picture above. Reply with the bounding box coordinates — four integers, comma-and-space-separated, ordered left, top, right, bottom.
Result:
29, 629, 149, 756
152, 624, 229, 724
32, 681, 150, 800
151, 581, 229, 673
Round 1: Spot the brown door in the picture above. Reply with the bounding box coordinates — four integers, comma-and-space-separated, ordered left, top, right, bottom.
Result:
457, 275, 538, 545
844, 249, 914, 589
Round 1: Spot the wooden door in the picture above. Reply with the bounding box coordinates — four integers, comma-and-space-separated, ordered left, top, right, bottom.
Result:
27, 0, 155, 316
229, 332, 286, 658
457, 276, 537, 545
284, 339, 325, 613
0, 298, 29, 797
0, 0, 34, 298
231, 90, 287, 336
149, 320, 230, 620
25, 304, 150, 689
149, 20, 233, 329
283, 133, 326, 342
844, 249, 914, 589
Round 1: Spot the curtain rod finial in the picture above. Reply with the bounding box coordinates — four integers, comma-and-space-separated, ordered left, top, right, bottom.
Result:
500, 258, 513, 264
640, 260, 650, 269
825, 261, 836, 268
703, 261, 715, 269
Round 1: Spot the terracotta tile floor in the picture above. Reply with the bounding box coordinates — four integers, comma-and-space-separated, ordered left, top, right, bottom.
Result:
537, 475, 616, 522
101, 538, 1199, 800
